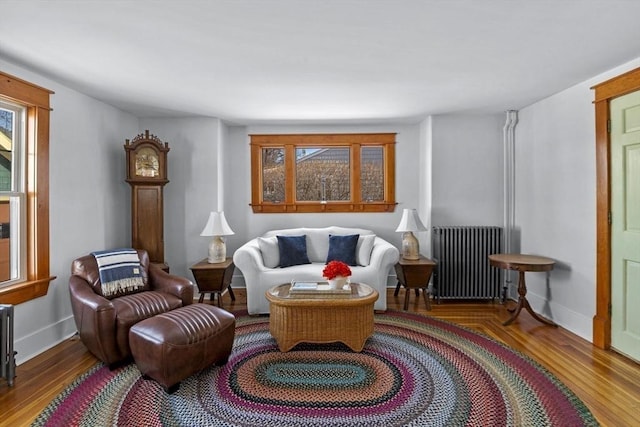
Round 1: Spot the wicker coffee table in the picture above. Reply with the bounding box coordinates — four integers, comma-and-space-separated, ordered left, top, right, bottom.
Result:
265, 282, 379, 352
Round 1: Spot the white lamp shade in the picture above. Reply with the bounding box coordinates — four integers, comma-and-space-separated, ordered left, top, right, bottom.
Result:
200, 211, 235, 236
395, 208, 428, 232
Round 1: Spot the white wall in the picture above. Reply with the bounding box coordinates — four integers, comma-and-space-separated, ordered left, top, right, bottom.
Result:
431, 114, 505, 227
0, 59, 138, 364
138, 117, 224, 279
418, 117, 433, 257
515, 57, 640, 341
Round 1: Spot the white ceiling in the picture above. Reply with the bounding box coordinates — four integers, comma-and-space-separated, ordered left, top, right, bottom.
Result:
2, 0, 640, 124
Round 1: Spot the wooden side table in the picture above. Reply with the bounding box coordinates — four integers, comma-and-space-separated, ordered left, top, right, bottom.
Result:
488, 253, 557, 326
151, 262, 170, 273
394, 255, 437, 311
190, 257, 236, 307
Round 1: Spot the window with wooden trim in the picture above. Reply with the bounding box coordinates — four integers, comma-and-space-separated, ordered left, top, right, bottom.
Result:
250, 133, 396, 213
0, 71, 55, 305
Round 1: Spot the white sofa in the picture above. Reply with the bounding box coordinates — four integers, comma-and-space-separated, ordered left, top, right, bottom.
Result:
233, 226, 399, 314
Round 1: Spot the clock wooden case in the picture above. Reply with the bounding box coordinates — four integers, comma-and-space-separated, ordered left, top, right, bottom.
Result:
124, 130, 170, 266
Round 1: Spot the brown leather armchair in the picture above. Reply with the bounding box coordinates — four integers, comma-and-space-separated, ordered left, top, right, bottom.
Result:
69, 249, 193, 366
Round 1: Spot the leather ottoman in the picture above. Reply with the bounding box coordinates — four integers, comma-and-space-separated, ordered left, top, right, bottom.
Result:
129, 303, 235, 392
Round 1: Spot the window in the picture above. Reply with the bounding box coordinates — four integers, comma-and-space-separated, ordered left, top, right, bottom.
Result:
0, 100, 26, 284
0, 71, 54, 305
250, 133, 396, 213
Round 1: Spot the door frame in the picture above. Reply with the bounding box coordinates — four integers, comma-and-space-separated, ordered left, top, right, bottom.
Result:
592, 67, 640, 349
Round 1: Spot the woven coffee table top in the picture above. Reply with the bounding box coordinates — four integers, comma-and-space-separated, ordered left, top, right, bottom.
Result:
266, 282, 377, 305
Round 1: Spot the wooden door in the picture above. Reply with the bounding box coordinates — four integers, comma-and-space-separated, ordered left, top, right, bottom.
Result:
610, 90, 640, 361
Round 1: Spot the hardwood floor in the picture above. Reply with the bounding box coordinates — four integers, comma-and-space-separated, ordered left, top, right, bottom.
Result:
1, 288, 639, 426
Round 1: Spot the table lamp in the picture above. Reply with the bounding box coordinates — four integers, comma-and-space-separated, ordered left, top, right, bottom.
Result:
395, 208, 427, 260
200, 211, 235, 263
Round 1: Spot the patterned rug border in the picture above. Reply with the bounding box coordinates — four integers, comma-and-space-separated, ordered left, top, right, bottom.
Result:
32, 309, 599, 427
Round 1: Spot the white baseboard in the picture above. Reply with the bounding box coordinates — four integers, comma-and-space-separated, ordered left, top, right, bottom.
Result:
15, 315, 77, 365
524, 292, 592, 342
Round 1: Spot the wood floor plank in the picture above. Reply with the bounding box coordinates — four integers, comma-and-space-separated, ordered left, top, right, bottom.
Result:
0, 289, 638, 426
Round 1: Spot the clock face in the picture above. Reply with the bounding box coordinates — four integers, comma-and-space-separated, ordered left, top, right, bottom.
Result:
135, 147, 160, 177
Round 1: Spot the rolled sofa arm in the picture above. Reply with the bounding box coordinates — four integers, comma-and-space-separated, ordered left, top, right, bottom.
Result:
233, 239, 267, 279
369, 237, 400, 271
368, 237, 400, 309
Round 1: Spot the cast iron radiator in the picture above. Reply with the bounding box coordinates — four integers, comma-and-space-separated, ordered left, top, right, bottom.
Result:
432, 226, 503, 302
1, 304, 16, 386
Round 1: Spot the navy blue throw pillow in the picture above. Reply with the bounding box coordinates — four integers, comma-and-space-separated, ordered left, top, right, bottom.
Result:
326, 234, 359, 266
277, 235, 311, 268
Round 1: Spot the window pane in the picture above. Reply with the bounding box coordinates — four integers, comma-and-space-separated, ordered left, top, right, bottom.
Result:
0, 196, 21, 282
0, 101, 24, 286
0, 107, 13, 191
0, 197, 9, 281
296, 147, 350, 201
262, 147, 285, 203
361, 146, 384, 201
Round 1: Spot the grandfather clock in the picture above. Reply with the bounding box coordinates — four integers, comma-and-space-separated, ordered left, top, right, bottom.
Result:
124, 130, 170, 267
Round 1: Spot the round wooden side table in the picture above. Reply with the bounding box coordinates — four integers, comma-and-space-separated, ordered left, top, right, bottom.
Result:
488, 253, 557, 326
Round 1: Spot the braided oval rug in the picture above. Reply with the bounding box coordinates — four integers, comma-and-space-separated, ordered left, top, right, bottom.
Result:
33, 311, 598, 427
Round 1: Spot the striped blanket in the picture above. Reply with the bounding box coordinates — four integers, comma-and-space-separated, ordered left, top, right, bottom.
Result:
91, 248, 144, 297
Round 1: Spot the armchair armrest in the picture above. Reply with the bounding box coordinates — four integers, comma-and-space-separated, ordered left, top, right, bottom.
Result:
69, 275, 120, 364
69, 275, 114, 312
149, 266, 194, 305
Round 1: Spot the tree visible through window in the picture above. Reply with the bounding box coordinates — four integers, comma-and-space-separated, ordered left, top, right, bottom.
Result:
296, 147, 350, 202
262, 148, 285, 203
250, 133, 396, 213
0, 108, 13, 190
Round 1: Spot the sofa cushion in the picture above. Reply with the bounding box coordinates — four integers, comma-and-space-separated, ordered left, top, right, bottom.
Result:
263, 226, 376, 264
356, 234, 376, 266
277, 235, 311, 267
303, 228, 331, 263
258, 236, 280, 268
326, 234, 359, 265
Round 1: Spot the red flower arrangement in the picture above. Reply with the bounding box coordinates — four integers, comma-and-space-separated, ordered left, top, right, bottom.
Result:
323, 260, 352, 280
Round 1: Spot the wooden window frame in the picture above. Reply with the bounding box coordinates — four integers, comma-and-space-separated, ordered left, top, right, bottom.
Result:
0, 71, 55, 305
250, 133, 396, 213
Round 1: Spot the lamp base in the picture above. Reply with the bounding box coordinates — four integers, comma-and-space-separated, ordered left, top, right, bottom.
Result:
208, 236, 227, 263
401, 232, 420, 260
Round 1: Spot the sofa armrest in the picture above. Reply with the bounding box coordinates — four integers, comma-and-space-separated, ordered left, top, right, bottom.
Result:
369, 237, 400, 271
233, 239, 268, 273
149, 266, 194, 306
